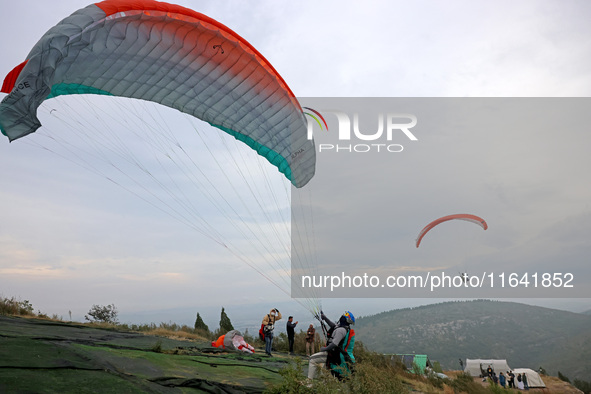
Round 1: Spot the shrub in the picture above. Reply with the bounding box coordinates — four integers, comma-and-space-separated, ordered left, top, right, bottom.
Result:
265, 342, 406, 394
449, 372, 488, 394
488, 382, 507, 394
574, 379, 591, 394
558, 371, 571, 383
272, 332, 289, 352
426, 370, 444, 389
432, 360, 443, 373
344, 360, 406, 394
85, 304, 118, 324
242, 328, 254, 344
194, 328, 213, 340
0, 297, 34, 316
264, 358, 314, 394
151, 340, 163, 353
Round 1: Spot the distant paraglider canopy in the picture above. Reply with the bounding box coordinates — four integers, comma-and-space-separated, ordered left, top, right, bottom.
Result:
0, 0, 321, 316
415, 214, 488, 248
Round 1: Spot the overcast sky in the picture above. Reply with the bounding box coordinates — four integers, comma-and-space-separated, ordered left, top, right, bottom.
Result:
1, 0, 591, 329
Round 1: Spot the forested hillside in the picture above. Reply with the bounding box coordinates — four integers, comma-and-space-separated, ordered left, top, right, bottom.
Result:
355, 300, 591, 380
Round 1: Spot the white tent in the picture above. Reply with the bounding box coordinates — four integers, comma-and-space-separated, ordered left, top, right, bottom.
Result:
464, 359, 511, 377
512, 368, 546, 388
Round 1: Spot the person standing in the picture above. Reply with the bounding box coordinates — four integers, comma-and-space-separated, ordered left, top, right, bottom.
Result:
261, 308, 282, 356
286, 316, 298, 355
305, 324, 316, 356
516, 372, 524, 390
499, 372, 506, 388
508, 370, 515, 388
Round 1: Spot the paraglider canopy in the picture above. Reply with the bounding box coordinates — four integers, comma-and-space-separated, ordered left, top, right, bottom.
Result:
415, 214, 488, 248
0, 0, 322, 317
211, 330, 255, 353
0, 0, 315, 188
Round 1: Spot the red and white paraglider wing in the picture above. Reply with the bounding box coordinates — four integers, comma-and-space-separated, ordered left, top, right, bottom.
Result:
0, 0, 315, 188
415, 214, 488, 248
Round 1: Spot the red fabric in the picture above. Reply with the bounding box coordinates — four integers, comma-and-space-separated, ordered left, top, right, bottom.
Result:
344, 328, 354, 350
94, 0, 295, 98
212, 334, 226, 348
1, 60, 28, 93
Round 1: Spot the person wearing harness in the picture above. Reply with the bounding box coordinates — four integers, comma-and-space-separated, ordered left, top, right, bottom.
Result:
307, 311, 355, 380
261, 308, 282, 356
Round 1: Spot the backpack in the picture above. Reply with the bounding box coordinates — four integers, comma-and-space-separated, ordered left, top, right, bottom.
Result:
326, 326, 356, 378
258, 323, 265, 341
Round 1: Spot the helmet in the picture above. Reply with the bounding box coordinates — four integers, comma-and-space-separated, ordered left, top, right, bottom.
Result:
343, 311, 355, 325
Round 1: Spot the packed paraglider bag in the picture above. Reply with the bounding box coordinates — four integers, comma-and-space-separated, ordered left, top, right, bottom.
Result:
211, 330, 255, 354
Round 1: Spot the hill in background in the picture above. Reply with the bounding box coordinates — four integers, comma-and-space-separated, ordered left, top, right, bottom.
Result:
355, 299, 591, 380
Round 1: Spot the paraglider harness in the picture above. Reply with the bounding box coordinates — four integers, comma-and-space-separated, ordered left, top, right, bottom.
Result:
258, 322, 266, 341
259, 314, 276, 341
324, 324, 355, 379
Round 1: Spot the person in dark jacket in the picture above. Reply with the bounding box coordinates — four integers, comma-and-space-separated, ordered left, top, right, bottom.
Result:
286, 316, 298, 355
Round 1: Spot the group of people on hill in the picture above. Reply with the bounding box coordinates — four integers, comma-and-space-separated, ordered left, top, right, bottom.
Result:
213, 308, 356, 381
262, 309, 317, 357
485, 365, 529, 390
285, 314, 321, 357
260, 308, 356, 380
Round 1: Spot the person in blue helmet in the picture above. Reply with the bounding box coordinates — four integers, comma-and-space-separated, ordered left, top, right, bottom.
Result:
307, 311, 355, 381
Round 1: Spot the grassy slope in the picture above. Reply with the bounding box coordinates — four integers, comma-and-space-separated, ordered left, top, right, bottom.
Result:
0, 315, 286, 393
1, 313, 587, 393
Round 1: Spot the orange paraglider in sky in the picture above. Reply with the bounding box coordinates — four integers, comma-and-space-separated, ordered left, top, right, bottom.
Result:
416, 214, 488, 248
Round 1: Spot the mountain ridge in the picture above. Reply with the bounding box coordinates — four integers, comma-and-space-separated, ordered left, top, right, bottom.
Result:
355, 299, 591, 380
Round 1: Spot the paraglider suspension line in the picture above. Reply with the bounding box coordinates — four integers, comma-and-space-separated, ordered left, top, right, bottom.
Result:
314, 313, 328, 342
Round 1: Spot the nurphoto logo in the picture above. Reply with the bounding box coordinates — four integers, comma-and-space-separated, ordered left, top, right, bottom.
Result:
304, 107, 418, 153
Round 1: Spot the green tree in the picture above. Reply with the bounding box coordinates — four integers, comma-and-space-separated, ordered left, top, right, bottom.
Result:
85, 304, 118, 323
194, 312, 209, 332
432, 361, 443, 373
219, 307, 234, 332
574, 379, 591, 394
558, 371, 571, 383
